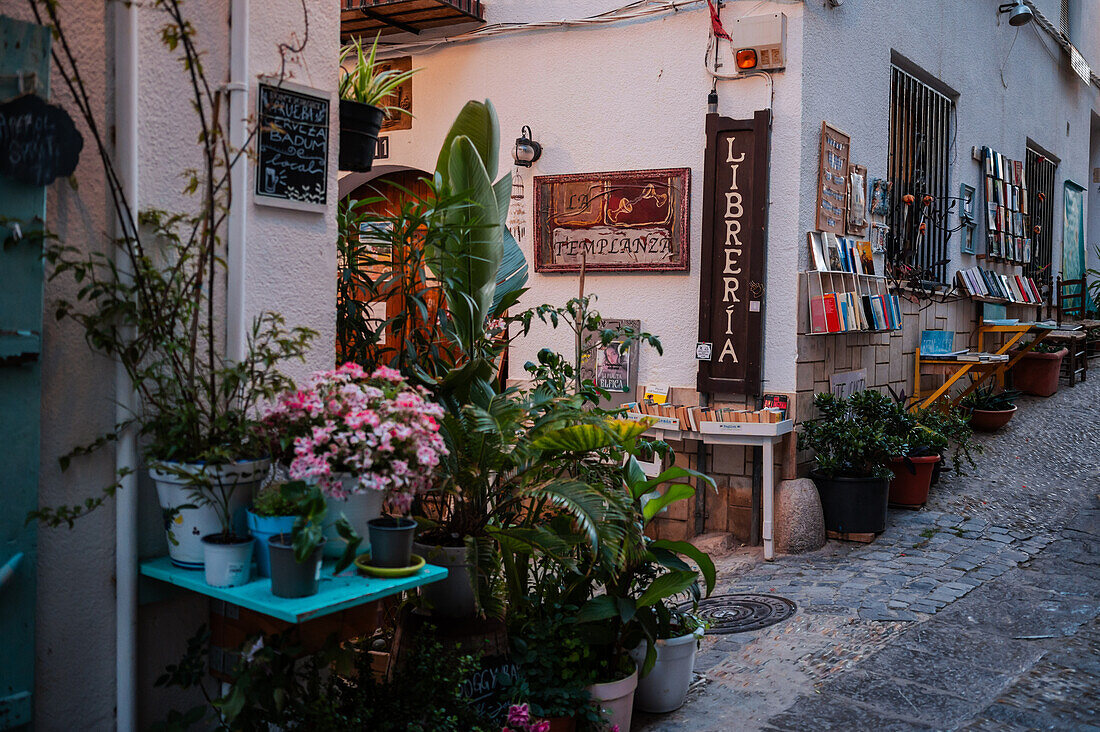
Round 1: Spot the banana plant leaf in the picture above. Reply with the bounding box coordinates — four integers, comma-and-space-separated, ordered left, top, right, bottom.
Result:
435, 100, 499, 184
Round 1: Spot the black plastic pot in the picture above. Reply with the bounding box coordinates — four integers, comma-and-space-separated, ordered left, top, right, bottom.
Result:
339, 99, 384, 172
811, 472, 890, 534
368, 517, 417, 568
268, 535, 325, 598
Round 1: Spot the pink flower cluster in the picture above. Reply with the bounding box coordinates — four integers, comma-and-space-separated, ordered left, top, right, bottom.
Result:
263, 363, 447, 512
502, 704, 550, 732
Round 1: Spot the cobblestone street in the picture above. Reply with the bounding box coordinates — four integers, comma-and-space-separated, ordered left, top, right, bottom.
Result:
637, 376, 1100, 731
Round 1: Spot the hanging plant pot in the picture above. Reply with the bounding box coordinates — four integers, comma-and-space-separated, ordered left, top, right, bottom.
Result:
629, 630, 703, 713
586, 664, 638, 732
887, 455, 940, 508
151, 459, 269, 569
201, 533, 254, 588
1010, 348, 1066, 397
339, 99, 385, 172
412, 540, 476, 618
811, 473, 890, 534
268, 535, 325, 599
367, 516, 417, 569
969, 405, 1017, 432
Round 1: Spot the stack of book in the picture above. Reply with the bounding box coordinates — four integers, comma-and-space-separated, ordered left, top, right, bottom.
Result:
958, 352, 1010, 362
809, 291, 902, 333
625, 403, 786, 431
956, 266, 1042, 304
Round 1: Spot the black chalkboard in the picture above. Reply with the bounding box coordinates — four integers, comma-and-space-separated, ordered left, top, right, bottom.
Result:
255, 83, 329, 210
0, 94, 83, 187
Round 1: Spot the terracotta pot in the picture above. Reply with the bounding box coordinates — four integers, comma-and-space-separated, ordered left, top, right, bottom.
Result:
1010, 348, 1066, 397
887, 455, 940, 508
969, 405, 1017, 432
546, 717, 576, 732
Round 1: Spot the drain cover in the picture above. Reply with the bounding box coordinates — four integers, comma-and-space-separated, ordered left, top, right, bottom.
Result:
680, 593, 797, 634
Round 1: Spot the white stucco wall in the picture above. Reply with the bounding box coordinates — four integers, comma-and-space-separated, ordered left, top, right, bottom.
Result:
12, 0, 340, 728
372, 0, 806, 394
799, 0, 1100, 288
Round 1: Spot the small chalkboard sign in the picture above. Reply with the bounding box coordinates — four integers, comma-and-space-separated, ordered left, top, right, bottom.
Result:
0, 94, 83, 187
255, 81, 329, 212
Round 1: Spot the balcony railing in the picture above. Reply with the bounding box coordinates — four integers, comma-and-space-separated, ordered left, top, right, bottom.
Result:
341, 0, 485, 40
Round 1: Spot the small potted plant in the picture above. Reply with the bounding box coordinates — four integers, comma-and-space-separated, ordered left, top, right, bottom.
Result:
1010, 340, 1067, 397
628, 604, 706, 714
248, 481, 299, 578
366, 512, 418, 569
914, 401, 980, 484
877, 395, 947, 509
263, 363, 448, 559
338, 33, 418, 172
183, 466, 258, 588
799, 391, 908, 534
961, 384, 1020, 432
267, 481, 361, 599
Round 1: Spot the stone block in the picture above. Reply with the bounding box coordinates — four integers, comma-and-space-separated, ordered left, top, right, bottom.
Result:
774, 478, 826, 555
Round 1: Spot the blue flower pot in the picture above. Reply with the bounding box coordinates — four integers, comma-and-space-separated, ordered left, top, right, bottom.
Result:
247, 511, 297, 577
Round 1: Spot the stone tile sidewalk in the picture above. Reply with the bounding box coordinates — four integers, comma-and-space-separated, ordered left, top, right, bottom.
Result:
636, 375, 1100, 732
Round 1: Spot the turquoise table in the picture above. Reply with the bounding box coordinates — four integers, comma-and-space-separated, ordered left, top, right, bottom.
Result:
140, 557, 447, 624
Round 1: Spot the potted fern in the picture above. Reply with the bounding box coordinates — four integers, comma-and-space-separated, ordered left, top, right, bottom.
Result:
338, 33, 418, 172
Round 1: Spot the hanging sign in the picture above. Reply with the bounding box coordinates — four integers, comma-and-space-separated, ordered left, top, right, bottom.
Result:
697, 110, 770, 395
0, 94, 83, 186
255, 81, 329, 212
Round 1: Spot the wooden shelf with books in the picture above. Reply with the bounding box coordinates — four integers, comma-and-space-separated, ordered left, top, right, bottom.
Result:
623, 403, 790, 443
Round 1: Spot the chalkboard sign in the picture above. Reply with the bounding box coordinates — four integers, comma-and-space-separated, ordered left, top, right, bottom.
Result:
255, 82, 329, 212
0, 94, 83, 187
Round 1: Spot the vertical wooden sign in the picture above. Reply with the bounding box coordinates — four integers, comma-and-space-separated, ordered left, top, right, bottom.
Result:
697, 110, 771, 395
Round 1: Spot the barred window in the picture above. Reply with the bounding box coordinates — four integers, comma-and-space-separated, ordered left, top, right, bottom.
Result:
887, 65, 954, 283
1025, 148, 1057, 288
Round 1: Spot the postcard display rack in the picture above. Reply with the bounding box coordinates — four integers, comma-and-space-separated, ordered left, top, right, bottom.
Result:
980, 146, 1031, 265
623, 406, 793, 561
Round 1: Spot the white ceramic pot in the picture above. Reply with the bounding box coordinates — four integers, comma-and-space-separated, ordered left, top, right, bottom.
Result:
587, 665, 638, 732
412, 541, 476, 618
629, 630, 702, 713
151, 459, 270, 569
322, 477, 384, 558
201, 534, 254, 587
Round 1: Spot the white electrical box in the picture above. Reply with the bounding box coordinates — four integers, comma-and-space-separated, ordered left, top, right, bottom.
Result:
733, 13, 787, 71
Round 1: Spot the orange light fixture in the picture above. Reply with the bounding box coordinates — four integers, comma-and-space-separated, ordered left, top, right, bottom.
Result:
735, 48, 758, 70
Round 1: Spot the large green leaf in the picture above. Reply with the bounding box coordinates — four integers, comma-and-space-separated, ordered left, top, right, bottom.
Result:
651, 539, 717, 596
576, 594, 618, 623
492, 227, 528, 316
642, 483, 695, 524
435, 100, 499, 183
530, 418, 652, 452
629, 464, 714, 501
636, 569, 698, 608
443, 135, 503, 352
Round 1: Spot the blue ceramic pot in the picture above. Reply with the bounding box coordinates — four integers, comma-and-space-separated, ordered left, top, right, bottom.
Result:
247, 511, 296, 577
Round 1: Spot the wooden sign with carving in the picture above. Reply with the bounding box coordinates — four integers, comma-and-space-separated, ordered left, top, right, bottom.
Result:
697, 111, 771, 395
378, 56, 412, 132
533, 168, 690, 272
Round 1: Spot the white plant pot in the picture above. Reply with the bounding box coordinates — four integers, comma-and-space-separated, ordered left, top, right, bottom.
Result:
151, 459, 270, 569
322, 479, 384, 558
587, 665, 638, 732
412, 541, 476, 618
201, 535, 254, 587
630, 630, 702, 713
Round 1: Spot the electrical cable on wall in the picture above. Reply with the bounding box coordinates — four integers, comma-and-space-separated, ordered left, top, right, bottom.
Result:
703, 1, 777, 111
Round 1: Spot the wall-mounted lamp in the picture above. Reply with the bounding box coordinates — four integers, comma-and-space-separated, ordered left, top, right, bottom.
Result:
998, 1, 1033, 26
513, 125, 542, 167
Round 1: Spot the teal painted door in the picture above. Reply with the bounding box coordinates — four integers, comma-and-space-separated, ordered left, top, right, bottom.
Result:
0, 15, 51, 732
1063, 181, 1089, 310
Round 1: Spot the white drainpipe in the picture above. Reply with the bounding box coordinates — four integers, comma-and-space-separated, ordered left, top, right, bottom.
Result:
113, 1, 139, 729
227, 0, 249, 363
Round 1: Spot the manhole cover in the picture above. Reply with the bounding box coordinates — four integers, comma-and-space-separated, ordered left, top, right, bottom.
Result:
680, 593, 797, 634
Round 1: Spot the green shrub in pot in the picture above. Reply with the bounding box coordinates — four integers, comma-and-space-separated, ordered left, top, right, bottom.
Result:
799, 391, 908, 533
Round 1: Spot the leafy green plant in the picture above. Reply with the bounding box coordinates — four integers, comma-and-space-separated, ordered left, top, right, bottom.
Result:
252, 481, 300, 518
339, 33, 419, 112
275, 480, 362, 573
913, 400, 981, 474
1022, 339, 1066, 354
799, 391, 909, 479
961, 383, 1020, 411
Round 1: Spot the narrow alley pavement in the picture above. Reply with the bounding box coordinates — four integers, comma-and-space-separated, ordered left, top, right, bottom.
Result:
638, 374, 1100, 731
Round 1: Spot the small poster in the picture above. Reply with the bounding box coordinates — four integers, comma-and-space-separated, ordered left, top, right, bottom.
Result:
596, 339, 631, 392
580, 318, 640, 407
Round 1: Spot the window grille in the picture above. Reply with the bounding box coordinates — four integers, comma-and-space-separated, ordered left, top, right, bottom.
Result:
1025, 148, 1056, 288
887, 65, 954, 283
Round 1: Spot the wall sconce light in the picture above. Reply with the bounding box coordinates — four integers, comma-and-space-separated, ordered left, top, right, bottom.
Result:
998, 1, 1033, 26
513, 126, 542, 167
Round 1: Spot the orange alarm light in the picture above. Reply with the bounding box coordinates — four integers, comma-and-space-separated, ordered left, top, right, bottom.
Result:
736, 49, 758, 69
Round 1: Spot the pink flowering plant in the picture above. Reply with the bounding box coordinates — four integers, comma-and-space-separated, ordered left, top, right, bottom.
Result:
263, 362, 448, 513
501, 704, 550, 732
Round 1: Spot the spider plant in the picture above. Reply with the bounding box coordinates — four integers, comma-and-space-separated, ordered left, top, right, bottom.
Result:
339, 33, 419, 113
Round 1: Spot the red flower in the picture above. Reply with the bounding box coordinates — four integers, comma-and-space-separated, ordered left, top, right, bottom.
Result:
903, 194, 915, 205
